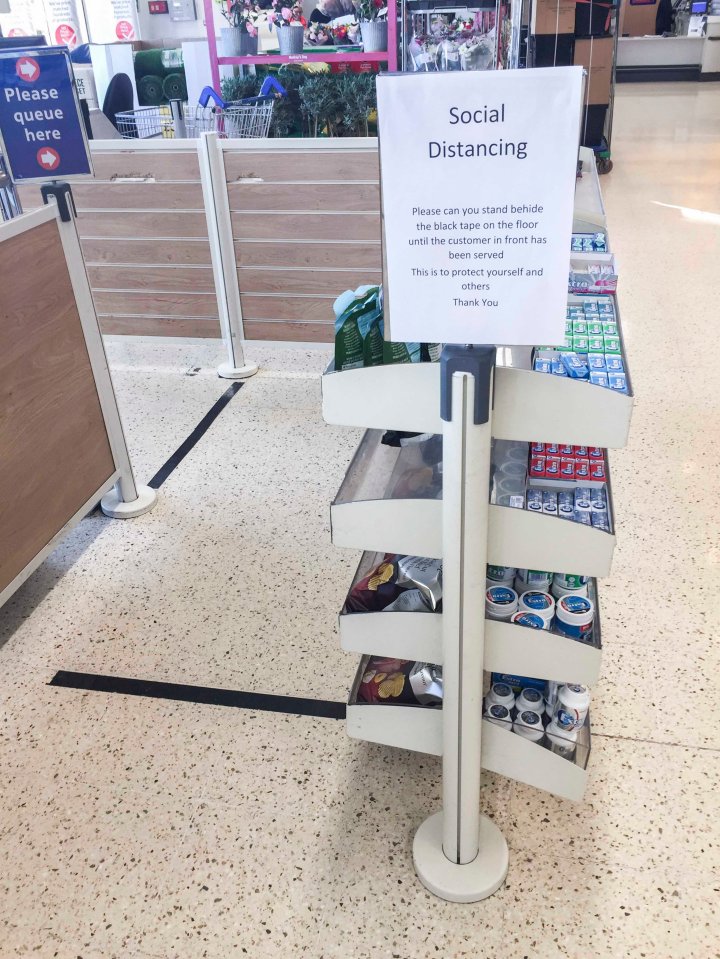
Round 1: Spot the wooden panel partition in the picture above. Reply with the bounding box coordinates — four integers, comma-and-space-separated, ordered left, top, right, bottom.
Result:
0, 214, 116, 595
16, 145, 221, 339
14, 140, 387, 344
223, 144, 382, 342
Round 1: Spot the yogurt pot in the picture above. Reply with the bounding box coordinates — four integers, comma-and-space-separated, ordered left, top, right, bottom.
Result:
486, 565, 516, 583
545, 718, 578, 759
555, 595, 595, 641
510, 611, 545, 630
554, 684, 590, 731
487, 577, 514, 590
518, 590, 555, 628
486, 586, 519, 621
516, 569, 553, 591
513, 709, 545, 742
551, 580, 589, 601
553, 573, 589, 591
516, 687, 545, 714
484, 703, 512, 728
486, 682, 516, 710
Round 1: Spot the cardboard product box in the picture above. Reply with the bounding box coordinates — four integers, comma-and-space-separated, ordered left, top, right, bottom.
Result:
531, 0, 577, 35
574, 36, 614, 104
531, 33, 576, 66
580, 102, 608, 146
575, 0, 613, 36
619, 0, 659, 35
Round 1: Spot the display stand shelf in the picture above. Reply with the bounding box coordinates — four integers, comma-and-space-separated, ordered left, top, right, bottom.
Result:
340, 554, 603, 685
348, 657, 591, 802
324, 303, 633, 447
574, 146, 607, 233
331, 429, 617, 575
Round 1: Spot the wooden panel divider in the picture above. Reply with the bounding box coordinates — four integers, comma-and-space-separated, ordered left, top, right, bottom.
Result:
224, 142, 381, 343
15, 140, 385, 343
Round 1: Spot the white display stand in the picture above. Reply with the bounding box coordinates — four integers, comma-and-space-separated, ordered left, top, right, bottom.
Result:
321, 160, 632, 901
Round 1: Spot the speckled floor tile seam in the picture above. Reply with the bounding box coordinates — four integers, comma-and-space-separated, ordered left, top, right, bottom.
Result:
501, 842, 718, 893
591, 730, 720, 754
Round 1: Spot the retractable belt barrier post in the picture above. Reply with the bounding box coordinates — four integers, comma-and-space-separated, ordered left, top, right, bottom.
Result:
41, 181, 158, 519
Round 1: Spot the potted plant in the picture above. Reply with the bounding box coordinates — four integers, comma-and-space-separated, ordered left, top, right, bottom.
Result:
354, 0, 387, 53
218, 0, 261, 57
268, 0, 306, 56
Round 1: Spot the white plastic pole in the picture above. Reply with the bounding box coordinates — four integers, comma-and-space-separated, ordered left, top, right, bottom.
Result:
198, 132, 257, 380
47, 189, 157, 519
413, 355, 508, 902
441, 370, 490, 864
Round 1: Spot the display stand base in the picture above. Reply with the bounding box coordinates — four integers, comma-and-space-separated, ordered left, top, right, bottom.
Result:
217, 361, 259, 380
413, 811, 508, 903
100, 485, 158, 519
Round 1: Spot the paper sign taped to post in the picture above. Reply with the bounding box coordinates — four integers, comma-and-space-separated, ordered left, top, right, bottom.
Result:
376, 67, 583, 346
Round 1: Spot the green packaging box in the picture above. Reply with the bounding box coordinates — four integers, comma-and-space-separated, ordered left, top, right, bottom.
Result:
604, 335, 621, 354
572, 334, 589, 353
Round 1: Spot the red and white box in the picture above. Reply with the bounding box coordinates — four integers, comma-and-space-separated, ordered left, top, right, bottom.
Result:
545, 456, 561, 478
529, 455, 546, 478
588, 447, 603, 460
560, 457, 575, 479
575, 458, 590, 480
590, 460, 606, 481
531, 442, 545, 454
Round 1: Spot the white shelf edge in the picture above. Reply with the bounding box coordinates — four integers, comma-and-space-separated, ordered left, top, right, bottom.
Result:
322, 362, 442, 435
346, 703, 443, 756
340, 609, 443, 664
331, 499, 443, 557
485, 620, 601, 687
344, 706, 587, 800
493, 366, 632, 449
340, 615, 600, 685
488, 506, 615, 578
481, 720, 587, 802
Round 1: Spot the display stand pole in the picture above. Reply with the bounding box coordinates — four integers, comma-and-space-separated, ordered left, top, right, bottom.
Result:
41, 182, 158, 520
413, 345, 508, 902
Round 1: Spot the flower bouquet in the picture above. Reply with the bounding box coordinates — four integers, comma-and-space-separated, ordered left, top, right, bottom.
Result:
353, 0, 387, 52
219, 0, 262, 55
268, 0, 307, 55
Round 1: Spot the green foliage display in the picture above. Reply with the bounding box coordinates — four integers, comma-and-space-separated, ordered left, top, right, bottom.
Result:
220, 68, 377, 138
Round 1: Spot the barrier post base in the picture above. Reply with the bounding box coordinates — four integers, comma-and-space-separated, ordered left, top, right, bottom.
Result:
101, 485, 158, 519
413, 811, 508, 903
217, 361, 258, 380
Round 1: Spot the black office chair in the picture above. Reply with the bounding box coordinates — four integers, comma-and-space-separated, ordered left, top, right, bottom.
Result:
102, 73, 134, 132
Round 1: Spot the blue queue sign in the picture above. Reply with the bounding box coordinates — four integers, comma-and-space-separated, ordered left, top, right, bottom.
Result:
0, 47, 93, 183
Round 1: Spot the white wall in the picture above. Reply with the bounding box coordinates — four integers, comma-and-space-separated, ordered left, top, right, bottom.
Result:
136, 0, 225, 44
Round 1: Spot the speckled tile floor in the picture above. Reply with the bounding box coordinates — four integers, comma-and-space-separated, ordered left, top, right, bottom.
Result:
1, 83, 720, 959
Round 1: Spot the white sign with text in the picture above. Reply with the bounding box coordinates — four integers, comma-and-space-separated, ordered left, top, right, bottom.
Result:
377, 67, 583, 346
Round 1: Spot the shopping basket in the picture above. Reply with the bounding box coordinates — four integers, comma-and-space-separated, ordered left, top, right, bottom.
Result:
115, 80, 286, 140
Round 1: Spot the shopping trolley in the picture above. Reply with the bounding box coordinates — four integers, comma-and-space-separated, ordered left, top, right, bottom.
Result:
115, 79, 286, 140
